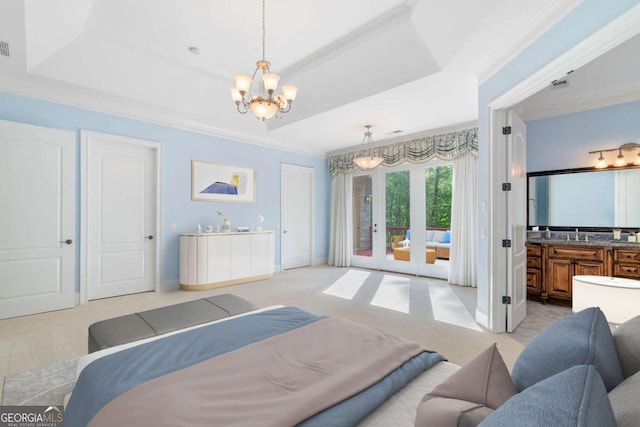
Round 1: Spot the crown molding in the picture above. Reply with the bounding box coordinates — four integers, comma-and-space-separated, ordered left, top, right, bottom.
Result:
477, 0, 583, 84
0, 72, 328, 158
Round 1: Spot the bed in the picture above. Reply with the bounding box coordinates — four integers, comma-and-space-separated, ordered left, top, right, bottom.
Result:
65, 305, 459, 427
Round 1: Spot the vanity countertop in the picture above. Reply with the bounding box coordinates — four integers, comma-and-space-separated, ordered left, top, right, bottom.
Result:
526, 238, 640, 248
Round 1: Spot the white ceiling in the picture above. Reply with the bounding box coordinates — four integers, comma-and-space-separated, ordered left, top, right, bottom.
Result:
517, 32, 640, 122
1, 0, 617, 157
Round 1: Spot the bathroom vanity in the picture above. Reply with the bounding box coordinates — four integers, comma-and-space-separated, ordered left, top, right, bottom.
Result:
527, 239, 640, 305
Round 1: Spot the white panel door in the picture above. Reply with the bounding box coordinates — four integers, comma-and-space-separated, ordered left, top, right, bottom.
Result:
84, 132, 158, 300
281, 164, 313, 270
0, 120, 75, 319
507, 111, 527, 332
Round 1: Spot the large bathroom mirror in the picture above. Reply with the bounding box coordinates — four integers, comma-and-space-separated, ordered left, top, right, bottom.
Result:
528, 167, 640, 229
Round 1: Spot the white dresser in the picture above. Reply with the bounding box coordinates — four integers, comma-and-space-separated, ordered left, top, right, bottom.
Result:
179, 231, 275, 290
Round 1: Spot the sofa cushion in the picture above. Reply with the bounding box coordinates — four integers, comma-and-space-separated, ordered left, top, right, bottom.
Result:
609, 370, 640, 427
511, 307, 624, 392
432, 230, 445, 243
612, 314, 640, 378
479, 365, 617, 427
426, 230, 435, 242
414, 344, 514, 427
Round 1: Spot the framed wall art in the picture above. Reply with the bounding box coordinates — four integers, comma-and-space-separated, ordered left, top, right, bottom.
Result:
191, 160, 256, 203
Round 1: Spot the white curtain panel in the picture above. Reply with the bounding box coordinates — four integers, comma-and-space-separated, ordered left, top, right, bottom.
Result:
449, 153, 478, 287
328, 173, 352, 267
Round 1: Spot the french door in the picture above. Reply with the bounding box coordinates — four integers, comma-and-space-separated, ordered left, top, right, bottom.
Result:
351, 162, 451, 279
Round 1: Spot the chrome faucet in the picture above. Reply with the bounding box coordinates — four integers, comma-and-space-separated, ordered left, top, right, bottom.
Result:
575, 228, 579, 241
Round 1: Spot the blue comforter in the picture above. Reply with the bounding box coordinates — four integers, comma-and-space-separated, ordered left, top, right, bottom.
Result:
65, 307, 444, 427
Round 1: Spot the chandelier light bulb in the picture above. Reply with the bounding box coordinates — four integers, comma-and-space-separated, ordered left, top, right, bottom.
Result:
281, 85, 298, 102
250, 99, 279, 119
262, 73, 280, 92
234, 75, 252, 94
614, 149, 626, 167
595, 152, 607, 169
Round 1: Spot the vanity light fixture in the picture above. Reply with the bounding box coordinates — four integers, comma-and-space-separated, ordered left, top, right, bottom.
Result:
615, 149, 627, 167
589, 142, 640, 168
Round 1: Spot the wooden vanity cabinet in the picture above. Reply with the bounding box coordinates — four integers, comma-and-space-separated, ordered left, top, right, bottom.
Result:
546, 245, 608, 305
527, 242, 609, 306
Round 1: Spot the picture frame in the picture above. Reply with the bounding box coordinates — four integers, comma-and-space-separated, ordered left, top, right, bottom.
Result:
191, 160, 256, 203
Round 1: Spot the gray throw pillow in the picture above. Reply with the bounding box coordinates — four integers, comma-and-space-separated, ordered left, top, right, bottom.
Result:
609, 370, 640, 427
511, 307, 624, 392
479, 365, 617, 427
415, 398, 493, 427
414, 344, 514, 427
613, 315, 640, 378
426, 343, 515, 409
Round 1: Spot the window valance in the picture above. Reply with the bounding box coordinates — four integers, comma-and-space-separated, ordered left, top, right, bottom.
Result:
328, 127, 478, 176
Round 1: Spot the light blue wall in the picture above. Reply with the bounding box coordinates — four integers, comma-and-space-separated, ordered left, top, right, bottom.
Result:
0, 91, 330, 290
477, 0, 639, 329
527, 99, 640, 172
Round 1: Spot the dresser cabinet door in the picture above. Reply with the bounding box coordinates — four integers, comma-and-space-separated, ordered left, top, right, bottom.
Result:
229, 235, 252, 279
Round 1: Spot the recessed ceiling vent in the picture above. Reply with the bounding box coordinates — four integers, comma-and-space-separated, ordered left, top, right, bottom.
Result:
0, 41, 9, 57
550, 79, 570, 90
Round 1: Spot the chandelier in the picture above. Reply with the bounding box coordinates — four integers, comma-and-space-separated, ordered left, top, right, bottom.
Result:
230, 0, 298, 120
353, 125, 384, 170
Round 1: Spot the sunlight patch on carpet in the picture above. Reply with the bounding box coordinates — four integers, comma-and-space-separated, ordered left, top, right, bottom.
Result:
323, 269, 370, 300
427, 281, 482, 331
371, 275, 410, 313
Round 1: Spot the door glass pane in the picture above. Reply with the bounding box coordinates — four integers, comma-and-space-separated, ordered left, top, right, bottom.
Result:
353, 176, 373, 257
386, 170, 410, 262
425, 165, 453, 264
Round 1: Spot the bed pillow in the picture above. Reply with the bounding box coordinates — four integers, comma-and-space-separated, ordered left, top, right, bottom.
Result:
609, 370, 640, 427
511, 307, 624, 392
442, 231, 451, 243
612, 315, 640, 378
414, 344, 515, 427
479, 365, 616, 427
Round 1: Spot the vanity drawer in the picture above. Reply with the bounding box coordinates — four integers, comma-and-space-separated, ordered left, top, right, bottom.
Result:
527, 244, 541, 257
613, 264, 640, 279
527, 257, 541, 269
614, 249, 640, 264
548, 246, 604, 261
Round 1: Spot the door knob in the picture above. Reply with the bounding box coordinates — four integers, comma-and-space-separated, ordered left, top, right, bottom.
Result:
283, 230, 288, 234
146, 235, 154, 240
59, 239, 73, 245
